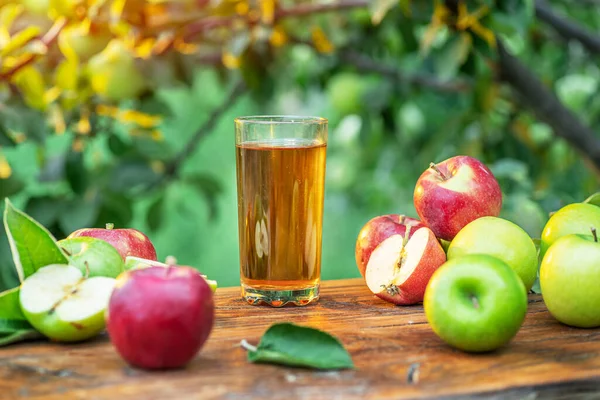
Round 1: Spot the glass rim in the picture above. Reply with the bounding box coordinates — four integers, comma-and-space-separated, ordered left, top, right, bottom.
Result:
235, 115, 328, 125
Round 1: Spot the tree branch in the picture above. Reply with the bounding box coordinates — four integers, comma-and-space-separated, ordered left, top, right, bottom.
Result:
339, 50, 471, 93
164, 80, 246, 178
535, 0, 600, 55
497, 40, 600, 171
0, 17, 67, 81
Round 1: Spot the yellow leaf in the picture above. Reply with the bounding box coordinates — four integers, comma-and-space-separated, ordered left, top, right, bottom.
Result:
235, 1, 249, 15
311, 26, 333, 54
110, 0, 127, 21
118, 109, 162, 128
222, 51, 241, 69
135, 37, 156, 59
49, 105, 66, 134
76, 110, 91, 135
12, 66, 47, 111
96, 104, 119, 118
150, 130, 163, 142
269, 25, 287, 47
420, 0, 450, 56
260, 0, 275, 25
44, 86, 61, 104
0, 4, 24, 32
1, 26, 40, 56
55, 58, 78, 91
173, 37, 198, 55
470, 21, 496, 49
0, 154, 12, 179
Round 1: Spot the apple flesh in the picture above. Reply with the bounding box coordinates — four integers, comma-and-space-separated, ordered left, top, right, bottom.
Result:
365, 227, 446, 305
106, 266, 215, 370
68, 223, 157, 262
413, 155, 502, 241
424, 254, 527, 353
540, 232, 600, 328
58, 237, 125, 278
19, 264, 116, 342
355, 215, 425, 277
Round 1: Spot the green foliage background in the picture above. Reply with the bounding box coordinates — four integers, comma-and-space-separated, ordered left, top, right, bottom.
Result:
1, 1, 600, 290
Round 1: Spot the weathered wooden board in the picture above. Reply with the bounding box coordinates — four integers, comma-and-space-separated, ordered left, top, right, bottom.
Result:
2, 278, 600, 399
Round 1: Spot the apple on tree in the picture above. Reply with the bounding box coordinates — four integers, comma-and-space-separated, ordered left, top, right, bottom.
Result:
106, 265, 215, 370
424, 254, 527, 353
355, 215, 425, 277
365, 227, 446, 305
68, 223, 157, 262
540, 228, 600, 328
413, 155, 502, 241
19, 264, 116, 342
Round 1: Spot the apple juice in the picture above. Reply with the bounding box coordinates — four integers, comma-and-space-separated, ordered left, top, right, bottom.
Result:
235, 138, 326, 291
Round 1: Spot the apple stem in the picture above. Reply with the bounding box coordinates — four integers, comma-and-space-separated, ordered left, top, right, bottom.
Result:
239, 339, 258, 352
106, 223, 114, 230
429, 162, 449, 181
592, 227, 598, 243
471, 294, 480, 309
399, 215, 406, 225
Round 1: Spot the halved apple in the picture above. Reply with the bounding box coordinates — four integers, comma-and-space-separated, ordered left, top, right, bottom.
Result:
365, 227, 446, 305
19, 264, 116, 342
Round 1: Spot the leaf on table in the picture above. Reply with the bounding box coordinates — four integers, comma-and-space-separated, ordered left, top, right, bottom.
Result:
244, 322, 354, 370
0, 287, 26, 320
3, 198, 69, 282
583, 192, 600, 208
0, 330, 44, 347
0, 287, 38, 343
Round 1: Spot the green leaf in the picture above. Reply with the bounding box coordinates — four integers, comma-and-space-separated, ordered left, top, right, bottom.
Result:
0, 176, 25, 199
246, 323, 354, 370
434, 33, 472, 80
110, 160, 160, 192
184, 173, 223, 221
0, 330, 43, 347
65, 150, 88, 195
58, 198, 99, 234
369, 0, 397, 25
146, 195, 164, 232
583, 192, 600, 207
0, 287, 26, 320
3, 198, 69, 282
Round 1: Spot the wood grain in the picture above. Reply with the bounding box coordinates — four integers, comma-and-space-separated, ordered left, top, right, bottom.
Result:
2, 278, 600, 399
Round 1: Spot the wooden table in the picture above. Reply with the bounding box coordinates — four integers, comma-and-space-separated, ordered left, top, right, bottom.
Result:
2, 278, 600, 399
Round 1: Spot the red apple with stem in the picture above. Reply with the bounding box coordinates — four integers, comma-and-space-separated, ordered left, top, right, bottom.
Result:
68, 223, 157, 261
106, 265, 215, 370
355, 215, 425, 277
413, 155, 502, 241
365, 226, 446, 305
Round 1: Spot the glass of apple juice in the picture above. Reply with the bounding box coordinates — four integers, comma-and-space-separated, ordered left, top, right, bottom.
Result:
234, 116, 327, 307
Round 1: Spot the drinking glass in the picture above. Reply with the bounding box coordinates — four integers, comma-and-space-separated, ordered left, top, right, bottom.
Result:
235, 116, 327, 307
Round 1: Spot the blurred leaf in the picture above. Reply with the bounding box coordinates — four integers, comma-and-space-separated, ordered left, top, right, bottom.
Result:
108, 134, 131, 156
0, 123, 16, 147
0, 176, 24, 199
65, 150, 87, 195
184, 173, 223, 220
96, 192, 133, 228
146, 195, 164, 232
38, 155, 66, 182
25, 196, 64, 228
435, 33, 472, 80
12, 66, 47, 111
58, 198, 99, 234
370, 0, 397, 25
1, 26, 41, 56
110, 160, 160, 192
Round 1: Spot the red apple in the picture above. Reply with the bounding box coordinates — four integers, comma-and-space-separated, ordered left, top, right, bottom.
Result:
106, 266, 214, 370
68, 223, 157, 261
365, 227, 446, 305
413, 155, 502, 241
355, 215, 425, 278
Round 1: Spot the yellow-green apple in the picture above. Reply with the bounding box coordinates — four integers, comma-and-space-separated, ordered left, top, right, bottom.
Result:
447, 216, 538, 291
106, 265, 214, 369
424, 254, 527, 352
540, 230, 600, 328
68, 223, 157, 262
413, 155, 502, 241
355, 215, 425, 277
540, 203, 600, 260
19, 264, 115, 342
58, 237, 124, 278
365, 227, 446, 305
124, 256, 218, 292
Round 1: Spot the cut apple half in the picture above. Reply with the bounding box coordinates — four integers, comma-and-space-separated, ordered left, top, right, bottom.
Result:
365, 227, 446, 305
19, 264, 116, 342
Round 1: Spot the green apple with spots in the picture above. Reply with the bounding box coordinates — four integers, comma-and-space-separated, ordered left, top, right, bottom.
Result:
540, 230, 600, 328
58, 237, 124, 278
540, 203, 600, 260
19, 264, 116, 342
424, 254, 528, 352
447, 216, 538, 291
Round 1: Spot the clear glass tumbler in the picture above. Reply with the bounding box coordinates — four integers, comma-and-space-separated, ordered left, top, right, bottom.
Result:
235, 116, 327, 307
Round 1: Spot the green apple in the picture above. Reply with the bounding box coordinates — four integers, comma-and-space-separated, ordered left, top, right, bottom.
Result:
540, 203, 600, 260
19, 264, 116, 342
124, 256, 218, 292
58, 237, 124, 278
447, 216, 538, 290
540, 232, 600, 328
424, 254, 528, 352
